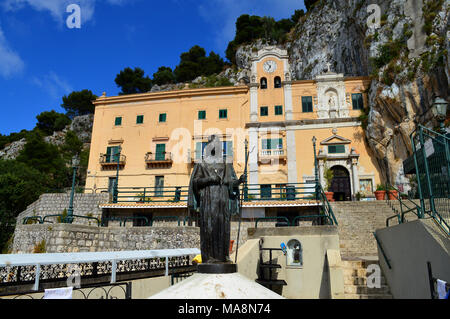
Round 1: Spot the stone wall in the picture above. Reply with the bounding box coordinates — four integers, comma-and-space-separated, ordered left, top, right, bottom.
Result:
16, 193, 109, 226
12, 224, 199, 254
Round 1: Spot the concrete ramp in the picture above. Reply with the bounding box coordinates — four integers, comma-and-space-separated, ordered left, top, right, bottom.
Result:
375, 219, 450, 299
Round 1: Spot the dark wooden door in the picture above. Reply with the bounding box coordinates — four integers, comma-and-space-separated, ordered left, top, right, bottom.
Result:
330, 166, 351, 201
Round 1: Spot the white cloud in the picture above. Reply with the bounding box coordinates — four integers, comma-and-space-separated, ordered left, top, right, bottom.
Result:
2, 0, 135, 25
32, 71, 73, 99
0, 24, 25, 78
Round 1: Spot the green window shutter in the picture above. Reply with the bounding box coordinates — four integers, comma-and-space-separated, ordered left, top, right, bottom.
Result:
328, 145, 345, 154
115, 117, 122, 126
195, 142, 202, 160
275, 105, 283, 115
136, 115, 144, 124
219, 109, 228, 119
277, 138, 283, 149
155, 144, 166, 160
262, 139, 270, 150
224, 141, 233, 157
260, 106, 268, 116
261, 185, 272, 199
352, 93, 364, 110
159, 113, 167, 122
106, 146, 120, 163
302, 96, 313, 113
198, 110, 206, 120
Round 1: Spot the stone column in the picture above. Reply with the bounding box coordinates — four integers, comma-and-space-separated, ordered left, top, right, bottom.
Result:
248, 127, 259, 194
249, 83, 259, 122
318, 159, 325, 190
286, 128, 297, 184
283, 81, 293, 121
350, 150, 360, 196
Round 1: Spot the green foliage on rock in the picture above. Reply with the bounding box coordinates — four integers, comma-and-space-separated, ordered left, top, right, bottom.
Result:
36, 110, 71, 136
61, 90, 97, 119
115, 67, 152, 95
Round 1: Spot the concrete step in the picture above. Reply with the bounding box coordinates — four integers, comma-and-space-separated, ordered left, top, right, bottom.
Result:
344, 285, 391, 295
344, 293, 393, 299
344, 276, 387, 286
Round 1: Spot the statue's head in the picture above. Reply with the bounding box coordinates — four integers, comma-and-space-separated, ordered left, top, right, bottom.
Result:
204, 134, 223, 164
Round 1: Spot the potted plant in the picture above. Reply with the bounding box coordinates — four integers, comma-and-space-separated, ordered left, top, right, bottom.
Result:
387, 185, 399, 200
324, 165, 334, 202
374, 184, 386, 200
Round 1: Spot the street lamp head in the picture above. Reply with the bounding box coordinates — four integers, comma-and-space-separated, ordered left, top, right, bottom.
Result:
72, 154, 80, 167
432, 96, 448, 120
312, 136, 317, 144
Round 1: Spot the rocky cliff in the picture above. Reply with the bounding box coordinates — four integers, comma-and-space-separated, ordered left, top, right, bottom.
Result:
231, 0, 449, 186
0, 114, 94, 160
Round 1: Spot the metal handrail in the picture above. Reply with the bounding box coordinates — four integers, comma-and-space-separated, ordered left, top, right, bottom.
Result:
385, 184, 423, 227
150, 216, 181, 226
373, 232, 392, 269
317, 184, 338, 225
99, 153, 126, 164
255, 217, 290, 228
122, 216, 149, 227
22, 216, 43, 225
145, 152, 173, 162
292, 214, 333, 226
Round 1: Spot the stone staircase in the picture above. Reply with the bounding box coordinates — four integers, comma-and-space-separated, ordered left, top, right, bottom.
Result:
330, 201, 418, 258
342, 258, 393, 299
329, 201, 403, 299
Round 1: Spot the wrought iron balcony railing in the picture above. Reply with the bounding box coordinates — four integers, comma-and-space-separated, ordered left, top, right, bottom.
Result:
258, 149, 287, 163
145, 152, 173, 163
99, 154, 126, 166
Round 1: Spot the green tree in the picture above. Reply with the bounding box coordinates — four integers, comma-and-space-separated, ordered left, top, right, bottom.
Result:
0, 159, 48, 252
115, 67, 152, 95
290, 9, 305, 24
305, 0, 320, 11
16, 132, 69, 190
152, 66, 176, 86
36, 110, 71, 135
61, 90, 97, 119
174, 46, 225, 83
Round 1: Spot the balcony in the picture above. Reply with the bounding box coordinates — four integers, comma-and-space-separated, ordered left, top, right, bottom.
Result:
145, 152, 173, 168
190, 152, 233, 164
100, 154, 126, 170
258, 149, 287, 164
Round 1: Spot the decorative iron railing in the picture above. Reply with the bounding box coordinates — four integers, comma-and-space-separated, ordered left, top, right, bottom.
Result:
99, 153, 126, 165
145, 152, 173, 162
398, 125, 450, 235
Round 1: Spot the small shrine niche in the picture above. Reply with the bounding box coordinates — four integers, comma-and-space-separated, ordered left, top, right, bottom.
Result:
286, 239, 303, 268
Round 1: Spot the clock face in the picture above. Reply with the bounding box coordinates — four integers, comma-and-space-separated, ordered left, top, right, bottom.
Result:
263, 60, 277, 73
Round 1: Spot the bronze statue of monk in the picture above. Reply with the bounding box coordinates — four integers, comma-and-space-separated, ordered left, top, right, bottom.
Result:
188, 135, 245, 265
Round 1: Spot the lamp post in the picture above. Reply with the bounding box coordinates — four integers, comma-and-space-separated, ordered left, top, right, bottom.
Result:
113, 146, 122, 203
67, 154, 80, 224
312, 136, 319, 200
432, 96, 448, 134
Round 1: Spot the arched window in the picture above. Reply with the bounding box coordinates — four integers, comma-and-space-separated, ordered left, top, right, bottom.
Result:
260, 77, 267, 89
274, 76, 282, 88
286, 239, 302, 267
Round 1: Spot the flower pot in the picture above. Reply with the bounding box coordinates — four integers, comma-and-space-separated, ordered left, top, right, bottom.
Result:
229, 240, 235, 253
325, 192, 334, 202
387, 190, 399, 200
374, 190, 386, 200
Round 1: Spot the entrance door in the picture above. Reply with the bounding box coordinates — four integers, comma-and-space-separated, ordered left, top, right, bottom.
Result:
330, 166, 351, 201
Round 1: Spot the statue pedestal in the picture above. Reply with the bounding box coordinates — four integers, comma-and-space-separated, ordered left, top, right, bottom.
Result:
197, 263, 237, 274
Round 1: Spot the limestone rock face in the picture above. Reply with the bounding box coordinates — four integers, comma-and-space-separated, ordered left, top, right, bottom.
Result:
0, 114, 94, 160
234, 0, 449, 185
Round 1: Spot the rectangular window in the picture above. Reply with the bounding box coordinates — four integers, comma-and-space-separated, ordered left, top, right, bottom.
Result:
106, 146, 120, 163
328, 145, 346, 154
352, 93, 364, 110
262, 138, 283, 150
219, 109, 228, 119
196, 141, 233, 159
275, 105, 283, 115
115, 117, 122, 126
260, 185, 272, 199
301, 96, 313, 113
136, 115, 144, 124
155, 144, 166, 161
260, 106, 268, 116
198, 110, 206, 120
155, 176, 164, 197
159, 113, 167, 123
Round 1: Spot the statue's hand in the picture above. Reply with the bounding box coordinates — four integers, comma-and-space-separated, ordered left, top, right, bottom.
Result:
239, 174, 247, 184
210, 176, 221, 184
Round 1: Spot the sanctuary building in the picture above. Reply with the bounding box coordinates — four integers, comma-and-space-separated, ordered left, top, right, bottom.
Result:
85, 47, 382, 220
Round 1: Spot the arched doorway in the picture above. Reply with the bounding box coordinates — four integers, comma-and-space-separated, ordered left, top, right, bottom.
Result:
330, 166, 351, 201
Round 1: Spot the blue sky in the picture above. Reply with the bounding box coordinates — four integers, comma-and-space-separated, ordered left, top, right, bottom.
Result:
0, 0, 306, 135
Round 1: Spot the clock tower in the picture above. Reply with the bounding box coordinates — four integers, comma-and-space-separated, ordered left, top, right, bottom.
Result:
247, 46, 297, 187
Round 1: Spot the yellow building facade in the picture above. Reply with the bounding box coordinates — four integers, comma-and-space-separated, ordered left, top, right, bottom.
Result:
86, 47, 382, 206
